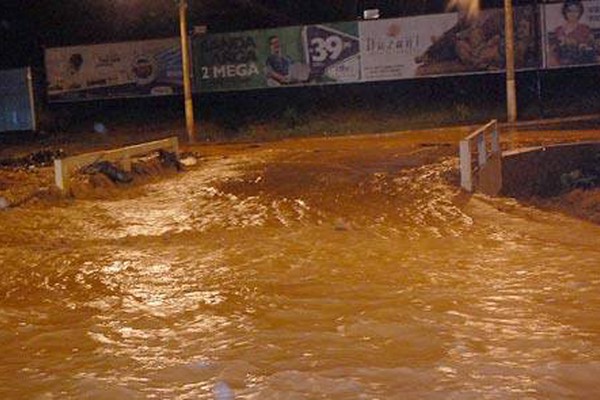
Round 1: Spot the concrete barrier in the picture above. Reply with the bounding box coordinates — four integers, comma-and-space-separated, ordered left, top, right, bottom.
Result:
54, 137, 179, 192
501, 142, 600, 198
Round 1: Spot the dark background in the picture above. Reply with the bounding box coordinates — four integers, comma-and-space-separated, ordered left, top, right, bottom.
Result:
2, 0, 404, 69
0, 0, 540, 69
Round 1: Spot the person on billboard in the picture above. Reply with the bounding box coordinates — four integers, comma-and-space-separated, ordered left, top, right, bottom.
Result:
66, 53, 84, 90
414, 10, 504, 75
549, 0, 596, 66
265, 35, 293, 86
454, 12, 503, 70
68, 53, 84, 75
265, 35, 310, 86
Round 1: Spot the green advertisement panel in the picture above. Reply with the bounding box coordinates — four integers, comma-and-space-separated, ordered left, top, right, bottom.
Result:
193, 22, 360, 92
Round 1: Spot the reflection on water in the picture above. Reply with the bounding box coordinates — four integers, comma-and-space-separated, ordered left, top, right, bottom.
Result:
0, 139, 599, 399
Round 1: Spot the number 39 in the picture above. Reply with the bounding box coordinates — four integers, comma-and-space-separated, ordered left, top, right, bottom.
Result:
310, 35, 343, 62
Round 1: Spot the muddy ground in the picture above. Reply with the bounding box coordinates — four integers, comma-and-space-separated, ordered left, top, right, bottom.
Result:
0, 119, 599, 224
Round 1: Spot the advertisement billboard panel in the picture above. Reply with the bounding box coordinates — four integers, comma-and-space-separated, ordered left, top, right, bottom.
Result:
542, 0, 600, 68
42, 7, 546, 100
45, 37, 182, 102
360, 7, 539, 81
193, 22, 360, 92
359, 14, 458, 81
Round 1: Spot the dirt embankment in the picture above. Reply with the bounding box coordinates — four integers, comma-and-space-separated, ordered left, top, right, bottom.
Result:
531, 189, 600, 225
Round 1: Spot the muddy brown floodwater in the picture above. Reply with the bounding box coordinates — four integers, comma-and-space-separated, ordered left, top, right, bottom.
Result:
1, 129, 600, 399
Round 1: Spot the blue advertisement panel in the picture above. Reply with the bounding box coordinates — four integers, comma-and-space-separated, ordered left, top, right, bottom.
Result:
0, 68, 35, 132
193, 22, 360, 92
542, 0, 600, 68
45, 38, 182, 102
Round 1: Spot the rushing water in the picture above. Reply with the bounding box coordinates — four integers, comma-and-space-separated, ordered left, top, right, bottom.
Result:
1, 135, 599, 399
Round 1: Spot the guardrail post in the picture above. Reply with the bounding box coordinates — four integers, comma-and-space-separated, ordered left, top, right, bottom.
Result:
459, 120, 502, 195
477, 134, 487, 167
491, 126, 500, 153
459, 139, 473, 192
54, 158, 69, 192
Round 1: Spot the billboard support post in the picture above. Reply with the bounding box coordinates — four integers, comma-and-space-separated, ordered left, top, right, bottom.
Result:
26, 67, 37, 132
179, 0, 196, 143
504, 0, 517, 123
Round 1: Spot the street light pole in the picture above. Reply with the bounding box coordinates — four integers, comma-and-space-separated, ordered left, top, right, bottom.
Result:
504, 0, 517, 123
179, 0, 196, 142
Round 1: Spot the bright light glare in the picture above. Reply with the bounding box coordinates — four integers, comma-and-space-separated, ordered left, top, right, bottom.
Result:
447, 0, 480, 17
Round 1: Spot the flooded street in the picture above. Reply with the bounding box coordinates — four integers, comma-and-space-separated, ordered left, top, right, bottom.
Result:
1, 132, 599, 399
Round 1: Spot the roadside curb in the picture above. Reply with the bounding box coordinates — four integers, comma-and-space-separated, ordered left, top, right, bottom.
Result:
499, 114, 600, 130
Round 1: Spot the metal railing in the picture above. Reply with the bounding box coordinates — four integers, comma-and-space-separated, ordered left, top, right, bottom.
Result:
459, 120, 502, 195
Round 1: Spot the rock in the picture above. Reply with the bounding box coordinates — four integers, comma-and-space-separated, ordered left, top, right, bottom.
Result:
0, 197, 9, 210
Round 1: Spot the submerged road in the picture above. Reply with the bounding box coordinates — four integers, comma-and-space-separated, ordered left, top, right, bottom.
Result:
1, 128, 599, 399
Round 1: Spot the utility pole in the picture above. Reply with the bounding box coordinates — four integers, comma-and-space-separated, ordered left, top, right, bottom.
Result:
504, 0, 517, 123
179, 0, 196, 142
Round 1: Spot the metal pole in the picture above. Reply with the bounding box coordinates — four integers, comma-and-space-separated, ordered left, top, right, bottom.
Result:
179, 0, 196, 142
504, 0, 517, 123
26, 67, 37, 132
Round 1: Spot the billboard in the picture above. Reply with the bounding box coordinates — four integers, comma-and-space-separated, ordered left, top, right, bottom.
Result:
193, 22, 360, 92
45, 37, 182, 102
542, 0, 600, 68
360, 7, 539, 81
0, 68, 36, 132
192, 7, 539, 93
42, 6, 553, 100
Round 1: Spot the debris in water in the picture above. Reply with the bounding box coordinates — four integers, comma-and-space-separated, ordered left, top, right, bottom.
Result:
334, 218, 351, 231
180, 156, 198, 167
213, 381, 234, 400
0, 149, 65, 169
84, 161, 133, 183
159, 149, 183, 171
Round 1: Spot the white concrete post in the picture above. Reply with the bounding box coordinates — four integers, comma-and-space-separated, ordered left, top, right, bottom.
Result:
54, 159, 69, 192
459, 140, 473, 192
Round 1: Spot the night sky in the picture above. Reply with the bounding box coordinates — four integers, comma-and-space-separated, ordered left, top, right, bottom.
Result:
0, 0, 459, 69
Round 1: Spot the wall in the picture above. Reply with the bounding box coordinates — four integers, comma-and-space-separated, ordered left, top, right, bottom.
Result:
501, 142, 600, 198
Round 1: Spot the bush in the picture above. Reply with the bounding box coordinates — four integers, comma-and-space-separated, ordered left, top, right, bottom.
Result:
281, 106, 303, 130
